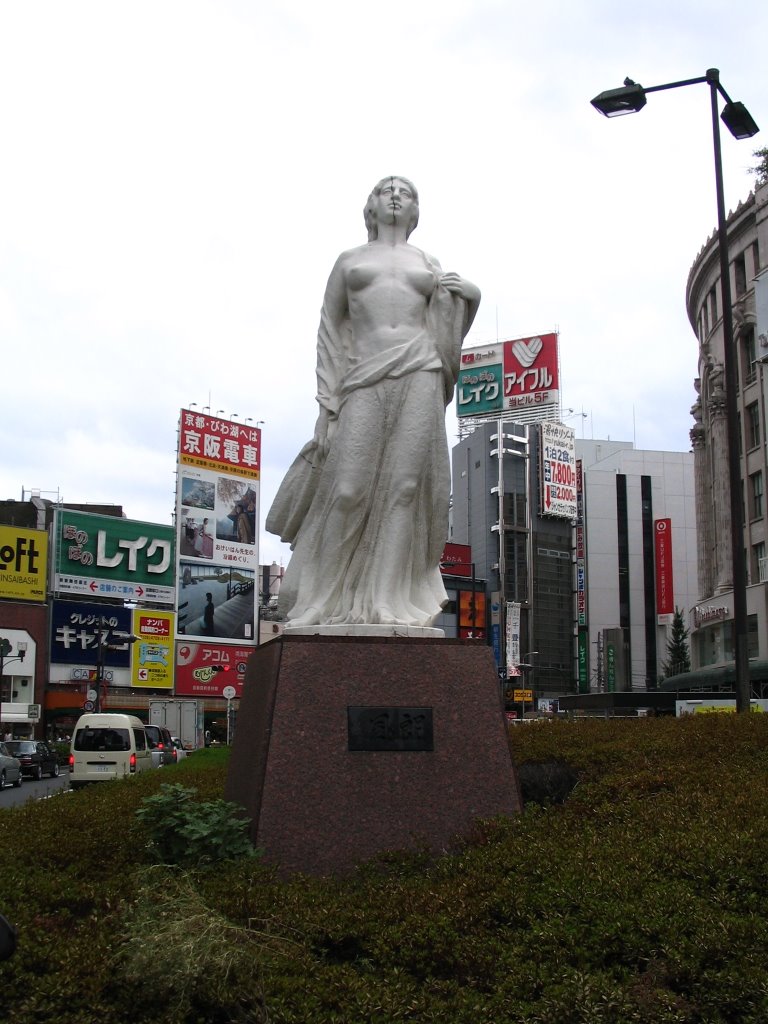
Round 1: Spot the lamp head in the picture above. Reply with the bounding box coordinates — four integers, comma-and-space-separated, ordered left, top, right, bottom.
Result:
591, 78, 647, 117
720, 101, 759, 140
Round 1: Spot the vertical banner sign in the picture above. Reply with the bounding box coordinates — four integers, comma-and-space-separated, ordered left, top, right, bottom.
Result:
490, 592, 502, 668
576, 459, 586, 627
606, 643, 616, 693
131, 610, 175, 689
578, 631, 589, 694
457, 333, 560, 418
540, 422, 577, 519
0, 526, 48, 601
506, 601, 521, 675
176, 410, 261, 642
654, 518, 674, 623
458, 591, 487, 639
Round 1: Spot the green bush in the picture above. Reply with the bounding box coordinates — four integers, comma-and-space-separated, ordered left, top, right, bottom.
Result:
135, 782, 259, 867
4, 720, 768, 1022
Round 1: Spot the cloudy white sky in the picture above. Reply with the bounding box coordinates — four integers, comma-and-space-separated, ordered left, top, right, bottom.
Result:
1, 0, 766, 566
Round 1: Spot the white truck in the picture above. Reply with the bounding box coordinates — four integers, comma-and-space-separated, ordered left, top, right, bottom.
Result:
148, 699, 199, 751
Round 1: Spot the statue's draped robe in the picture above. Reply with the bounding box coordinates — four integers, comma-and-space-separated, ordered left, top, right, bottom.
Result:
267, 254, 471, 626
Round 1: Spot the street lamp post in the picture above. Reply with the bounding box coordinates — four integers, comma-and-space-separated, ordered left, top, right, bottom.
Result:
93, 620, 137, 714
591, 69, 759, 713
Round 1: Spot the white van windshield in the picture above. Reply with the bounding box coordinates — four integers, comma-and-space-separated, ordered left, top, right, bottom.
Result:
74, 728, 131, 752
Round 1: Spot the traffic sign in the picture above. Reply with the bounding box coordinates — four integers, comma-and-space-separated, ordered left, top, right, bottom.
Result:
222, 685, 236, 700
83, 700, 95, 712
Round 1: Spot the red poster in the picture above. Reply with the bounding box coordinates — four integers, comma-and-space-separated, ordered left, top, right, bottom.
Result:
174, 640, 254, 698
654, 519, 674, 617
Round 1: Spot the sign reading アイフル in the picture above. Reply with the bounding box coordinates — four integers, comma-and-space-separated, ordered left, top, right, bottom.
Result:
457, 333, 559, 418
0, 525, 48, 601
54, 510, 175, 604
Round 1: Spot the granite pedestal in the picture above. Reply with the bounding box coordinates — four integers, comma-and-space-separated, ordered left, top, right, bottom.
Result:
224, 635, 522, 876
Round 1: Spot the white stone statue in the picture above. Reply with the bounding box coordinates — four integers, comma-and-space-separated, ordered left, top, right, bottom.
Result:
266, 176, 480, 630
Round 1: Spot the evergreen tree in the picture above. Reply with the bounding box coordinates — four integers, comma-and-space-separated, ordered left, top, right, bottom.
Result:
661, 607, 691, 679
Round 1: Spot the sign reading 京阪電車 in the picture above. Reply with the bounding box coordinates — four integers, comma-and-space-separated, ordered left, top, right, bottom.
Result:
175, 410, 261, 644
54, 510, 174, 604
0, 525, 48, 602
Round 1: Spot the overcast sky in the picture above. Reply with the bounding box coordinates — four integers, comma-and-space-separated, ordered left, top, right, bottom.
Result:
2, 0, 766, 567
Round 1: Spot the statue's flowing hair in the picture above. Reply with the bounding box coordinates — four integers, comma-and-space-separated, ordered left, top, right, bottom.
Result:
364, 176, 420, 241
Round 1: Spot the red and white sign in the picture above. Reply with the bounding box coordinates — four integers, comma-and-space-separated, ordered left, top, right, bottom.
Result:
440, 542, 473, 577
179, 410, 261, 479
502, 333, 559, 410
655, 518, 674, 621
540, 421, 577, 520
174, 641, 253, 698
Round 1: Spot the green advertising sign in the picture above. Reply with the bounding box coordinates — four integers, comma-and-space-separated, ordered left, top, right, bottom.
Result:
456, 361, 503, 417
578, 631, 589, 694
54, 509, 175, 604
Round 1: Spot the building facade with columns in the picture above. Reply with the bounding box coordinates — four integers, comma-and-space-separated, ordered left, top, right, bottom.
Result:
687, 181, 768, 671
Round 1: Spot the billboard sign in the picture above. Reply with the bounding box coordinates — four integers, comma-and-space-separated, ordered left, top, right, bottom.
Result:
457, 333, 559, 417
50, 600, 133, 668
654, 518, 674, 622
54, 510, 174, 603
131, 609, 175, 689
540, 422, 577, 519
176, 410, 260, 642
439, 542, 473, 577
174, 640, 253, 698
0, 525, 48, 602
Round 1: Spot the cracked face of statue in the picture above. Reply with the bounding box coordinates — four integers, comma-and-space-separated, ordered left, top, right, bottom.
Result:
364, 176, 420, 240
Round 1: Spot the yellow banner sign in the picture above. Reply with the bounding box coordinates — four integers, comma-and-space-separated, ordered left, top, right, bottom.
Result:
0, 526, 48, 602
513, 689, 533, 702
131, 609, 175, 689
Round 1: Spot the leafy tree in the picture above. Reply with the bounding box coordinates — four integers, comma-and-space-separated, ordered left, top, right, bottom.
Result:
661, 606, 691, 679
750, 147, 768, 189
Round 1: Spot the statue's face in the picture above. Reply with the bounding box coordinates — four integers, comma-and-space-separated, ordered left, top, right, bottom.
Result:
374, 177, 417, 227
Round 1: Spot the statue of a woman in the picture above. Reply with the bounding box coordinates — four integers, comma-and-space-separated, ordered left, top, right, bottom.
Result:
267, 176, 480, 628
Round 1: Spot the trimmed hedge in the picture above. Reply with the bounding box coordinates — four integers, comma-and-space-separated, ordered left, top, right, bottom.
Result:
2, 718, 768, 1022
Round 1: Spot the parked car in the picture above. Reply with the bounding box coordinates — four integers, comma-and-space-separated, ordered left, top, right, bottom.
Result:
0, 743, 23, 789
5, 740, 60, 780
144, 724, 176, 768
170, 737, 188, 761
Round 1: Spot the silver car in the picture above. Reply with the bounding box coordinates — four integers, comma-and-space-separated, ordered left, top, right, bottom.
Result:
0, 743, 23, 790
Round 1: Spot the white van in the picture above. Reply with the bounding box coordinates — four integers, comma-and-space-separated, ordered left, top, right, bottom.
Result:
69, 713, 153, 789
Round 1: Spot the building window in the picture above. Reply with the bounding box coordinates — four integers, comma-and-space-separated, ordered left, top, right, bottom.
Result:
734, 252, 748, 296
747, 402, 761, 450
709, 285, 718, 325
701, 300, 709, 336
754, 542, 767, 583
751, 471, 764, 520
743, 328, 757, 386
753, 241, 760, 274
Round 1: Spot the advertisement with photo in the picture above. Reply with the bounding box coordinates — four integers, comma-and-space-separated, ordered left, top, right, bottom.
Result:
177, 561, 255, 641
176, 410, 260, 644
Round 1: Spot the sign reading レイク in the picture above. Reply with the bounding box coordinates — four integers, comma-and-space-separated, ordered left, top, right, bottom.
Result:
0, 525, 48, 602
457, 333, 560, 418
54, 510, 175, 603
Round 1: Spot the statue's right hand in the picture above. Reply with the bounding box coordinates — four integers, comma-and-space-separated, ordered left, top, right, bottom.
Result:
313, 409, 331, 460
